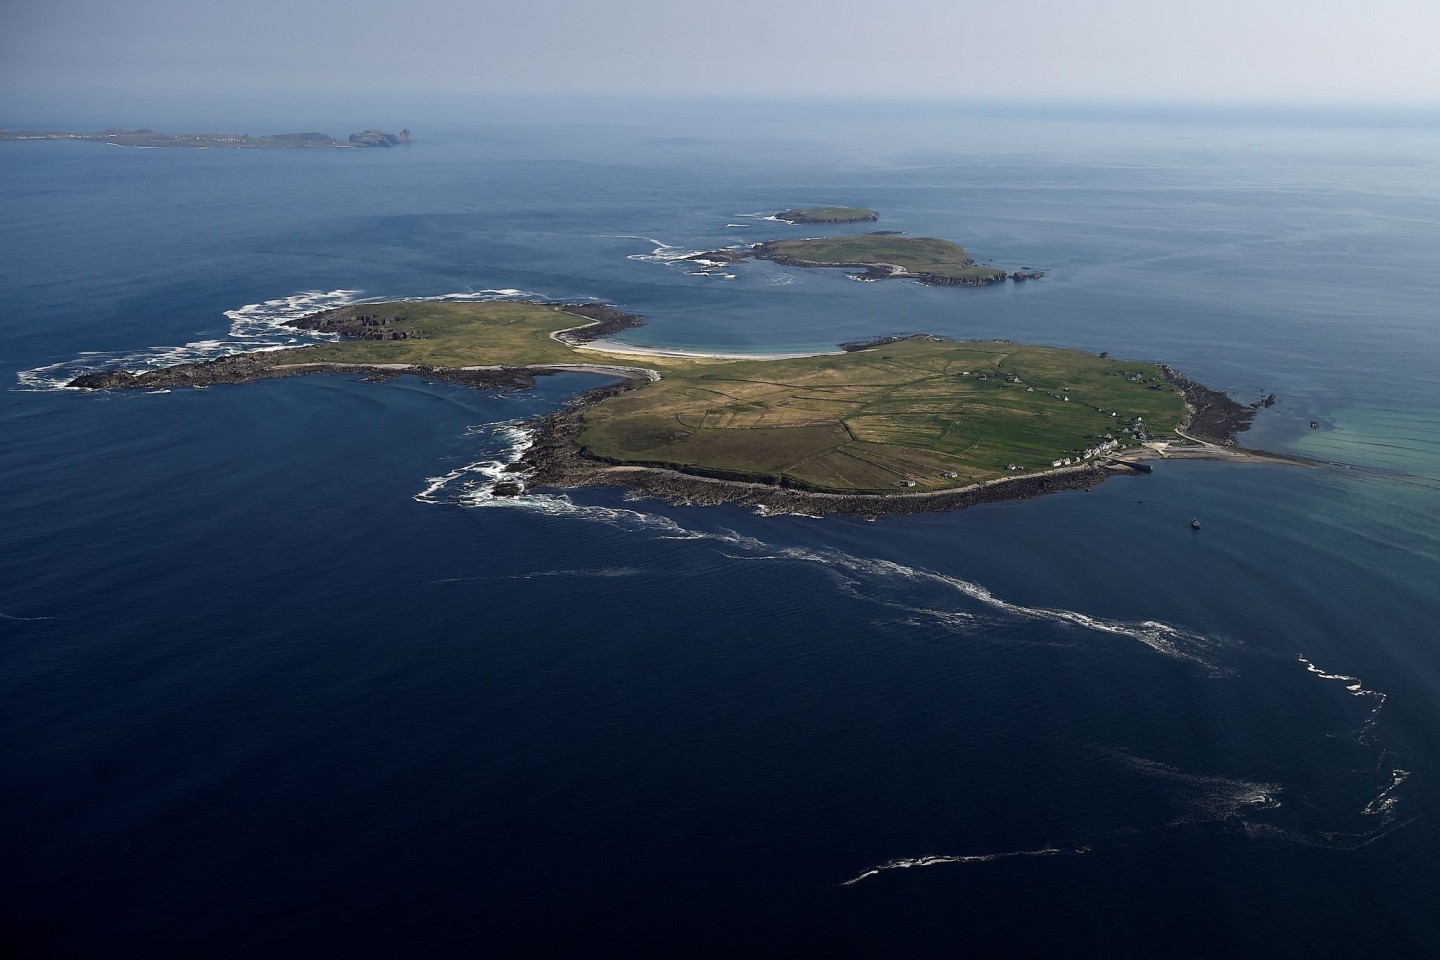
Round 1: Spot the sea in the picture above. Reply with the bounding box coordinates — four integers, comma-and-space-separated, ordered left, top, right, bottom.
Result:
3, 100, 1439, 957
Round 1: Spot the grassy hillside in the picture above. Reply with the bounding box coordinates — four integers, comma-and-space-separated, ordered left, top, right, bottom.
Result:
247, 301, 1183, 493
775, 207, 879, 223
579, 336, 1182, 490
757, 234, 1008, 282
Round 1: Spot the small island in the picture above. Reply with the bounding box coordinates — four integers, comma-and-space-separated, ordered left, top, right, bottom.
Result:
66, 299, 1281, 516
775, 207, 879, 225
689, 231, 1043, 286
0, 128, 411, 149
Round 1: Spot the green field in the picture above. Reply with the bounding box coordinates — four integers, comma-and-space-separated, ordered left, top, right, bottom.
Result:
757, 234, 1008, 282
775, 207, 878, 223
247, 301, 1184, 493
273, 300, 590, 367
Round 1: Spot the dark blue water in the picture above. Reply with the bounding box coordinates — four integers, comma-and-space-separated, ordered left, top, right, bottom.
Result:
4, 105, 1440, 957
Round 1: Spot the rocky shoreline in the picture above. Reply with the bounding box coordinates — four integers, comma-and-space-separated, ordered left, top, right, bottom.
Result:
64, 299, 1279, 518
546, 302, 648, 344
499, 355, 1281, 517
66, 300, 647, 392
1158, 363, 1258, 443
68, 354, 541, 392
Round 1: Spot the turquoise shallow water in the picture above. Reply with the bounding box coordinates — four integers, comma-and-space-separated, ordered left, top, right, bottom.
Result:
2, 105, 1439, 956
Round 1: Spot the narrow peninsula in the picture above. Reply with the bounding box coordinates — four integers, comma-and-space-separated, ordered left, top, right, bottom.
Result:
67, 300, 1283, 516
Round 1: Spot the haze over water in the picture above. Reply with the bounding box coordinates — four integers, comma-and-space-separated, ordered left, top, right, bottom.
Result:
3, 103, 1439, 956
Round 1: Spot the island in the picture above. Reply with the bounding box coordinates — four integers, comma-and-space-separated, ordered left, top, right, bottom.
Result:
775, 207, 880, 225
67, 299, 1284, 516
688, 232, 1044, 285
0, 128, 411, 149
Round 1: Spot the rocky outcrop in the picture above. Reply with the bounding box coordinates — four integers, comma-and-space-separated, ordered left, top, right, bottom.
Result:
546, 302, 646, 344
1158, 364, 1259, 444
288, 307, 422, 340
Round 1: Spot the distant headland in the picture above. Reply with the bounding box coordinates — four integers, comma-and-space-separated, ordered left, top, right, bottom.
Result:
65, 299, 1291, 517
0, 128, 412, 149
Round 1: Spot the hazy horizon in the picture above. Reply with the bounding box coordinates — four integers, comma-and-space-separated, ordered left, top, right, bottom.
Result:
4, 0, 1438, 126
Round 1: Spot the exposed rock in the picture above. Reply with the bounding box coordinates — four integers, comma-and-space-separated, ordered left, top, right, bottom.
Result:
1157, 364, 1258, 444
545, 302, 646, 344
289, 307, 423, 340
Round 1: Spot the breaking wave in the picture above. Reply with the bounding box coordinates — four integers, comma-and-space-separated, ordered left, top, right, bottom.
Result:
417, 442, 1228, 667
15, 287, 541, 392
1296, 654, 1387, 734
842, 846, 1089, 886
609, 234, 738, 279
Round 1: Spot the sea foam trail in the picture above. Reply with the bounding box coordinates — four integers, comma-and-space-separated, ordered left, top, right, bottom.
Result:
15, 287, 540, 392
747, 548, 1230, 668
1296, 654, 1387, 732
841, 846, 1088, 886
417, 449, 1416, 867
1115, 753, 1283, 822
418, 445, 1227, 667
608, 234, 738, 279
1295, 654, 1409, 827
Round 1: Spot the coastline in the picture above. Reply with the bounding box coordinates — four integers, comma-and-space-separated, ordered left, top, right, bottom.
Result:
64, 299, 1296, 517
506, 375, 1301, 517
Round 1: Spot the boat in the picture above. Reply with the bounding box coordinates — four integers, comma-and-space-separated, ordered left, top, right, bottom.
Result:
1190, 518, 1201, 530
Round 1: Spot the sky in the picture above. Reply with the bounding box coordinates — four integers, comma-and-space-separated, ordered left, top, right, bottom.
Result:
3, 0, 1439, 120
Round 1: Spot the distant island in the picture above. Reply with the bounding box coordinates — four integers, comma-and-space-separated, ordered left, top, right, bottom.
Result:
67, 299, 1285, 516
689, 231, 1045, 285
775, 206, 879, 224
0, 128, 411, 149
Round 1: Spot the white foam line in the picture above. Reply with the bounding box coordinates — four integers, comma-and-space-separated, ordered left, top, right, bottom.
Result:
414, 420, 537, 505
842, 846, 1088, 886
1296, 654, 1388, 730
16, 287, 544, 393
512, 567, 645, 580
1115, 753, 1283, 822
415, 432, 1221, 666
1362, 768, 1410, 817
775, 550, 1225, 666
1295, 655, 1411, 826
